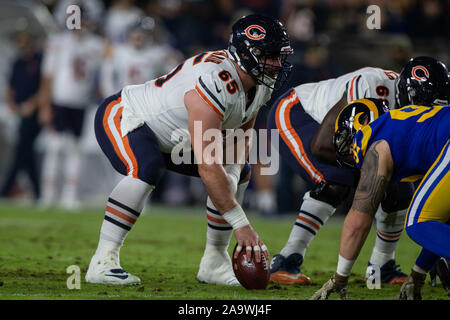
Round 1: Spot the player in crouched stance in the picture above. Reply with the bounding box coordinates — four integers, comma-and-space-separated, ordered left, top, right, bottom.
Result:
311, 93, 450, 298
268, 56, 450, 286
85, 14, 293, 285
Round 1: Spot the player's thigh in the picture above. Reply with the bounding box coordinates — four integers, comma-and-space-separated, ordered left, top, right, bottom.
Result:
267, 88, 356, 187
94, 93, 166, 186
162, 151, 251, 182
406, 140, 450, 227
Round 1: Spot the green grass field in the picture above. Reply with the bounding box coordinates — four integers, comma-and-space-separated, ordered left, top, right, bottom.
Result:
0, 202, 448, 300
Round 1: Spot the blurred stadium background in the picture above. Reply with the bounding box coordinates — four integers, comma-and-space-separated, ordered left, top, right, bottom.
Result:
0, 0, 449, 215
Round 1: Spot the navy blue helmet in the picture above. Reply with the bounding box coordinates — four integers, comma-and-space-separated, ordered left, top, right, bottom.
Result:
228, 14, 293, 90
396, 56, 450, 107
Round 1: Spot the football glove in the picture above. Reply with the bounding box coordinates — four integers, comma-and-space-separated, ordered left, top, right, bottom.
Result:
397, 270, 426, 300
310, 273, 349, 300
430, 257, 450, 290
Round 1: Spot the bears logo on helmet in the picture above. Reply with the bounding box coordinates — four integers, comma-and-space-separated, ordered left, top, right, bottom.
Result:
333, 98, 389, 167
411, 65, 429, 82
396, 56, 450, 107
244, 25, 266, 40
228, 14, 293, 90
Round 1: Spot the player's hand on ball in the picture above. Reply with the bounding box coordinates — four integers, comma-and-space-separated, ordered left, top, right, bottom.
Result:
310, 273, 349, 300
234, 225, 268, 263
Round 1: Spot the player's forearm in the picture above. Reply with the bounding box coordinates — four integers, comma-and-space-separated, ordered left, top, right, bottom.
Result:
223, 117, 255, 164
311, 138, 337, 164
198, 163, 239, 214
339, 209, 373, 261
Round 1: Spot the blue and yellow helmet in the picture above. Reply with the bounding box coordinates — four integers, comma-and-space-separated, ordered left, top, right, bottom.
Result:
333, 98, 388, 167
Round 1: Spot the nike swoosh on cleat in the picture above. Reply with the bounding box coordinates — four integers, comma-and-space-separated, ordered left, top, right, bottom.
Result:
276, 273, 304, 280
105, 274, 129, 280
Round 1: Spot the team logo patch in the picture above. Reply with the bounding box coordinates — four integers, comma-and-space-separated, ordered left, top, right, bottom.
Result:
411, 65, 429, 82
244, 25, 266, 40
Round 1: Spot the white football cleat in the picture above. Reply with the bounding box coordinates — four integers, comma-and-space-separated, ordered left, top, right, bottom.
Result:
85, 251, 141, 285
197, 246, 240, 286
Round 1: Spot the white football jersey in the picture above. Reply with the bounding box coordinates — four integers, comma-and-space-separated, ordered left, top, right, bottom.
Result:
294, 67, 399, 123
120, 50, 273, 153
100, 43, 179, 97
42, 31, 105, 107
103, 7, 143, 43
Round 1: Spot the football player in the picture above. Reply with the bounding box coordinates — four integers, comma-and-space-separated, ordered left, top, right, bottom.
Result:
310, 98, 450, 300
38, 8, 105, 210
267, 56, 450, 285
100, 17, 181, 97
85, 14, 294, 285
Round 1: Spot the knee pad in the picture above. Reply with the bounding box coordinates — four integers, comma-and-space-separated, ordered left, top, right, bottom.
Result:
381, 182, 415, 213
309, 182, 350, 208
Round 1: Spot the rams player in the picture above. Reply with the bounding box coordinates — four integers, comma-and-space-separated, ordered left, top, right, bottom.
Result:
267, 57, 450, 286
85, 14, 293, 285
311, 98, 450, 300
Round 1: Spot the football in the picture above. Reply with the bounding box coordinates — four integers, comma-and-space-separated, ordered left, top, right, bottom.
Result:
232, 243, 270, 290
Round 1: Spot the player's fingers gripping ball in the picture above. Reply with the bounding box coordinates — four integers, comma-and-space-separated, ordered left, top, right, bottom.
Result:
232, 243, 270, 290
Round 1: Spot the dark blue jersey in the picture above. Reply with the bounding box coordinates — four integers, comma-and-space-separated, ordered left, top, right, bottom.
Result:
352, 105, 450, 182
9, 52, 42, 104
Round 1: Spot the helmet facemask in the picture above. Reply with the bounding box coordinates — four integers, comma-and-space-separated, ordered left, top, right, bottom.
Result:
333, 99, 388, 168
255, 49, 293, 90
334, 126, 355, 168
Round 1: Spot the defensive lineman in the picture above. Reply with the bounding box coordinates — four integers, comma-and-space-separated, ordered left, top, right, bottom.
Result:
268, 57, 450, 285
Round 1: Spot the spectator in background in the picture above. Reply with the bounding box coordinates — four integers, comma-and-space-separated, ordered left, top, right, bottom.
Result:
104, 0, 144, 44
38, 7, 105, 210
384, 35, 412, 72
0, 30, 43, 202
407, 0, 450, 38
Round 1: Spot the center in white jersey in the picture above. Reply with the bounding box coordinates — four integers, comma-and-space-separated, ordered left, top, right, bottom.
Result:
120, 50, 273, 153
294, 67, 399, 123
